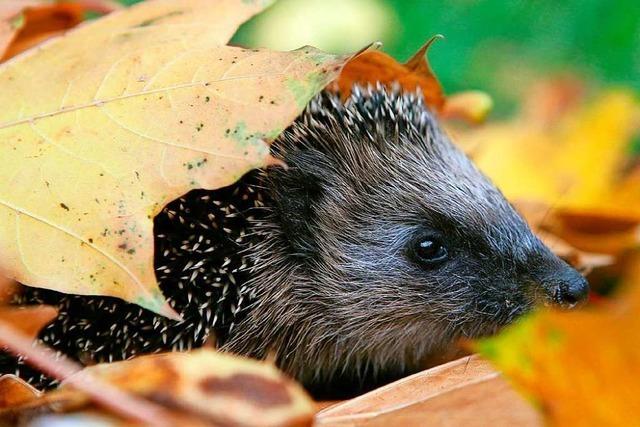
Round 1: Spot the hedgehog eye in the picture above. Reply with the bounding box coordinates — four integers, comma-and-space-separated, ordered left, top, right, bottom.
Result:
410, 235, 448, 266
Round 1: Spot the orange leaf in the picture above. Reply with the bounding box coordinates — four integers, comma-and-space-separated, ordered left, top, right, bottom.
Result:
0, 306, 58, 339
332, 36, 445, 111
0, 277, 19, 305
0, 375, 41, 409
0, 1, 120, 61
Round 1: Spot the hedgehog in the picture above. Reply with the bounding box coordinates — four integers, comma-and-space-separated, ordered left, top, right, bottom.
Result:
1, 86, 589, 397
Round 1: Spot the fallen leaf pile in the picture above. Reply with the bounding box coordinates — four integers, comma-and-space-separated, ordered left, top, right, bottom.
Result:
0, 1, 350, 424
0, 0, 639, 426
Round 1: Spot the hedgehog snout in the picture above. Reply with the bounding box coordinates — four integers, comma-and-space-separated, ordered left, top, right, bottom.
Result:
535, 262, 589, 308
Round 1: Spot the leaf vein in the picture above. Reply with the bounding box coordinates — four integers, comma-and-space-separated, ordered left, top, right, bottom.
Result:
97, 103, 257, 162
1, 73, 287, 130
0, 198, 150, 299
28, 121, 118, 180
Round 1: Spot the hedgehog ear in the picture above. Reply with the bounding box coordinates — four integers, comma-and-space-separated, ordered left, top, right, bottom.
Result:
266, 149, 329, 257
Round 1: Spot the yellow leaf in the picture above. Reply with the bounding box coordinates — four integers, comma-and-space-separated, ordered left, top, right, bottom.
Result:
460, 89, 640, 258
0, 0, 348, 317
469, 91, 640, 218
442, 90, 493, 124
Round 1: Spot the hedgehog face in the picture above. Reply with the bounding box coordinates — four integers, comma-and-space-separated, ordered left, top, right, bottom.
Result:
269, 112, 587, 330
232, 88, 587, 393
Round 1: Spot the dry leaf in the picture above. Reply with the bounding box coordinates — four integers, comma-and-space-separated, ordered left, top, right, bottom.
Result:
0, 0, 349, 317
0, 0, 120, 61
0, 276, 19, 304
0, 375, 41, 409
331, 36, 445, 110
535, 231, 613, 274
1, 2, 84, 62
513, 201, 615, 273
43, 349, 315, 427
0, 305, 58, 339
469, 91, 640, 216
546, 210, 640, 256
316, 356, 541, 427
0, 317, 172, 425
0, 345, 314, 426
0, 375, 46, 426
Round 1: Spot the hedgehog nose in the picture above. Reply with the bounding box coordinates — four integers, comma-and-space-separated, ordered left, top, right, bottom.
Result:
548, 268, 589, 307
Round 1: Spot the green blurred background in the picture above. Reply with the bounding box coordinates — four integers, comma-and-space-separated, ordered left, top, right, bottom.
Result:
122, 0, 640, 115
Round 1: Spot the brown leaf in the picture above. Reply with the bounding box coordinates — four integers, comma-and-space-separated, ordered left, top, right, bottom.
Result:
315, 356, 541, 427
332, 36, 445, 110
0, 375, 49, 426
536, 231, 614, 274
0, 318, 169, 425
514, 201, 615, 273
49, 350, 315, 427
0, 375, 41, 409
549, 210, 640, 256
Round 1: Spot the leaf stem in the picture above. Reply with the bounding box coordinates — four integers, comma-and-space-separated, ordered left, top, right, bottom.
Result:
0, 319, 171, 426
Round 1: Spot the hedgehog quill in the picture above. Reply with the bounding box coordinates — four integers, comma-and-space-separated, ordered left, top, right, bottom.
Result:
1, 86, 588, 397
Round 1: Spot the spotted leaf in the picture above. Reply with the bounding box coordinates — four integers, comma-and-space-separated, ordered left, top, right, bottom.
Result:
0, 0, 349, 317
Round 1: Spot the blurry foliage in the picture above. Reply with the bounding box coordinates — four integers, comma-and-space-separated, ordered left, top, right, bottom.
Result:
2, 2, 640, 423
232, 0, 640, 116
384, 0, 640, 115
120, 0, 639, 115
234, 0, 398, 56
